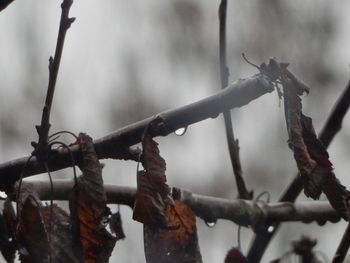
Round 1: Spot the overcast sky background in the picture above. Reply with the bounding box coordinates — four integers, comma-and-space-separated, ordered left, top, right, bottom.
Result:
1, 1, 350, 262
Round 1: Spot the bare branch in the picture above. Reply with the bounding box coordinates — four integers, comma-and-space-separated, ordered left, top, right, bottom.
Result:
33, 0, 75, 159
0, 74, 274, 189
332, 223, 350, 263
319, 80, 350, 148
247, 80, 350, 262
17, 180, 341, 226
0, 0, 15, 12
218, 0, 252, 200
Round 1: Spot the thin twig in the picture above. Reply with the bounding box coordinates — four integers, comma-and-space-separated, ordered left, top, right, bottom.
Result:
247, 80, 350, 262
33, 0, 75, 159
0, 0, 15, 12
218, 0, 251, 200
20, 180, 341, 226
0, 74, 274, 189
332, 223, 350, 263
319, 80, 350, 148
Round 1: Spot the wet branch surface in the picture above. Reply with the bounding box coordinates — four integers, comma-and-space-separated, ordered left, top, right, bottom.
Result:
20, 180, 341, 226
247, 80, 350, 262
218, 0, 251, 200
0, 74, 274, 189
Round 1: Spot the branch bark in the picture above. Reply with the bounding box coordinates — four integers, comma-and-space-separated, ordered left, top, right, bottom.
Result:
17, 180, 341, 226
0, 74, 274, 190
247, 80, 350, 262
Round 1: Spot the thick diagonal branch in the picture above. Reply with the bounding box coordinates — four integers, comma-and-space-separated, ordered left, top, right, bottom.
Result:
0, 74, 274, 189
18, 180, 341, 226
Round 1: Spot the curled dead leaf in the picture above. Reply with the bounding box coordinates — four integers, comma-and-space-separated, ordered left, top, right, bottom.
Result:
281, 69, 350, 220
133, 133, 171, 227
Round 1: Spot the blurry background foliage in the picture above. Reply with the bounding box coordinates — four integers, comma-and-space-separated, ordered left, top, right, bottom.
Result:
0, 0, 350, 262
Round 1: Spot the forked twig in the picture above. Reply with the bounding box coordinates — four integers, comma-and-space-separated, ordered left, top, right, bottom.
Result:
32, 0, 75, 160
219, 0, 252, 200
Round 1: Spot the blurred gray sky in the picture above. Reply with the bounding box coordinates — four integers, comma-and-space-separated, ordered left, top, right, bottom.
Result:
1, 0, 350, 262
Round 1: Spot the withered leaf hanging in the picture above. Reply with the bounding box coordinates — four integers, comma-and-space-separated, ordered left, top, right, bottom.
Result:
41, 205, 79, 262
281, 66, 350, 220
144, 200, 202, 263
17, 191, 49, 263
133, 133, 171, 227
69, 133, 116, 263
16, 185, 79, 262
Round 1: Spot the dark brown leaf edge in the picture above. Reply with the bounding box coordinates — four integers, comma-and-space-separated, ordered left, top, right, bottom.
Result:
271, 236, 319, 263
144, 200, 203, 263
133, 133, 171, 227
0, 199, 16, 263
69, 133, 116, 262
41, 205, 79, 262
109, 212, 126, 241
224, 247, 248, 263
282, 72, 350, 220
17, 193, 49, 263
15, 184, 80, 262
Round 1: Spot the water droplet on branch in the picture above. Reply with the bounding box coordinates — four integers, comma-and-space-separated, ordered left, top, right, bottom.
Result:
175, 127, 187, 136
205, 220, 217, 228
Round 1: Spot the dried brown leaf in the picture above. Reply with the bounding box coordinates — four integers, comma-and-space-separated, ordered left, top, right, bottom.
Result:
69, 133, 116, 263
41, 205, 79, 262
17, 194, 49, 263
133, 171, 168, 227
144, 200, 202, 263
283, 74, 350, 220
142, 133, 170, 199
133, 133, 171, 227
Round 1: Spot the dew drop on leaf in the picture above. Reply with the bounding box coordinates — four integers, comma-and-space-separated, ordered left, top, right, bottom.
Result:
175, 127, 187, 136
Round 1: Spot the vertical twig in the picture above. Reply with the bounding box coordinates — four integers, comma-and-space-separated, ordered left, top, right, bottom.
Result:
247, 80, 350, 262
332, 223, 350, 263
32, 0, 75, 159
218, 0, 252, 200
